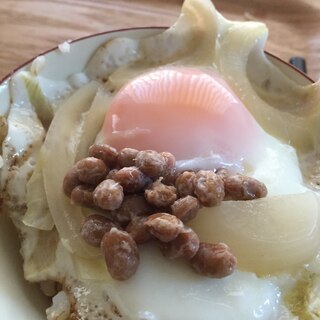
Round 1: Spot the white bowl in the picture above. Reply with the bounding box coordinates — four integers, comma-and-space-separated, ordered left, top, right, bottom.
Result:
0, 27, 314, 320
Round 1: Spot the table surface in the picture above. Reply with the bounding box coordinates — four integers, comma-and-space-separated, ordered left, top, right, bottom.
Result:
1, 0, 319, 80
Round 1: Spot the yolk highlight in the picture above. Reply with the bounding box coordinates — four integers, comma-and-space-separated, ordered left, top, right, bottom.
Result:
103, 67, 262, 163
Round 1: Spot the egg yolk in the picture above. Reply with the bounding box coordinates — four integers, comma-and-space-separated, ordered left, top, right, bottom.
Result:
103, 67, 262, 164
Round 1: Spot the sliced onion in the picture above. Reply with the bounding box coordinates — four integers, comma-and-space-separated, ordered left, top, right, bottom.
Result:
216, 21, 318, 153
73, 256, 110, 281
41, 82, 101, 257
75, 87, 112, 161
188, 191, 320, 274
24, 229, 60, 281
22, 71, 53, 129
23, 160, 54, 231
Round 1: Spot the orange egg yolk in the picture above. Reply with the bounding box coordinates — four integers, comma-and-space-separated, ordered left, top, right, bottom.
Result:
103, 67, 262, 164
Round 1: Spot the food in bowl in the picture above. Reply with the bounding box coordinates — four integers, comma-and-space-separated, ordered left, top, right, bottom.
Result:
1, 0, 320, 319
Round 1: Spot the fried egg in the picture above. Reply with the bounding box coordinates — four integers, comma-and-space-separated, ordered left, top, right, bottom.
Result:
1, 0, 320, 319
102, 66, 307, 197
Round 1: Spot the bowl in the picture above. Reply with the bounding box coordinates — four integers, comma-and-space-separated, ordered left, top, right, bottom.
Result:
0, 27, 314, 319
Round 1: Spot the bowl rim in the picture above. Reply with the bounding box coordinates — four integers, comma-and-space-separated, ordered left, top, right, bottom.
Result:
0, 26, 314, 85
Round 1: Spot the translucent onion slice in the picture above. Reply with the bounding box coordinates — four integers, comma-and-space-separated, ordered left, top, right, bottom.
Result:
23, 160, 54, 231
41, 82, 100, 257
23, 229, 60, 281
76, 87, 112, 161
188, 191, 320, 274
216, 21, 320, 153
73, 256, 110, 281
22, 71, 53, 129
